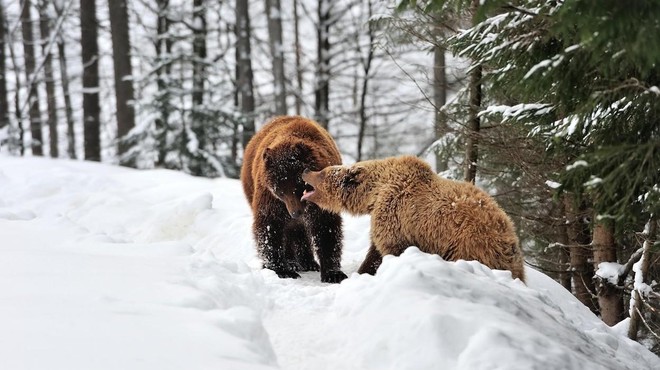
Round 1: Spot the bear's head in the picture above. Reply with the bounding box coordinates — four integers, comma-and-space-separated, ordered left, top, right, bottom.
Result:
263, 141, 315, 219
301, 165, 370, 215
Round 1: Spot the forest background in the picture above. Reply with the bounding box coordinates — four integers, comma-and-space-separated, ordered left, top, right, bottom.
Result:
0, 0, 658, 355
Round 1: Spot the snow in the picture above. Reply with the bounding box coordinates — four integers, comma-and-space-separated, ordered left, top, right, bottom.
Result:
1, 155, 658, 370
596, 262, 623, 286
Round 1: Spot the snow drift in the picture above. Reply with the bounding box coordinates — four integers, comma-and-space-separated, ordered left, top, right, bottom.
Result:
0, 156, 657, 370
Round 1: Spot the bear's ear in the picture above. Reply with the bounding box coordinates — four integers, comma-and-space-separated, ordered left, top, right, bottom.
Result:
263, 148, 273, 165
342, 166, 365, 189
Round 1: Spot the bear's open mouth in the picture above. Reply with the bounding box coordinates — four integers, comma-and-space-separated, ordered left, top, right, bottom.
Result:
301, 182, 315, 201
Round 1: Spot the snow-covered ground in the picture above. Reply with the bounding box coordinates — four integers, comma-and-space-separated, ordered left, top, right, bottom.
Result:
1, 155, 658, 370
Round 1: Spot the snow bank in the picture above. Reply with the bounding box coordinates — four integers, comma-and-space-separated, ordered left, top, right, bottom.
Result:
0, 156, 657, 370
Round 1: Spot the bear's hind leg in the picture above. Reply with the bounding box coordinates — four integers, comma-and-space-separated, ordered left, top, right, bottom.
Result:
357, 243, 382, 275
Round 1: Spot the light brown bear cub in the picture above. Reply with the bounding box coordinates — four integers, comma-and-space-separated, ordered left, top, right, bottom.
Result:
301, 155, 525, 282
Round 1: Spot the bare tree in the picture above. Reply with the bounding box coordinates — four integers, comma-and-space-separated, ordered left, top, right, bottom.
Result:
236, 0, 255, 147
265, 0, 286, 115
292, 0, 303, 115
21, 0, 44, 156
50, 1, 75, 159
80, 0, 101, 161
154, 0, 171, 166
356, 0, 375, 162
108, 0, 136, 164
8, 22, 24, 155
0, 2, 8, 131
314, 0, 331, 129
463, 0, 482, 183
433, 45, 448, 172
191, 0, 206, 109
38, 1, 58, 157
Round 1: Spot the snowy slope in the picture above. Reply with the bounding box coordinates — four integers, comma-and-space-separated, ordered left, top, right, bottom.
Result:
0, 156, 657, 370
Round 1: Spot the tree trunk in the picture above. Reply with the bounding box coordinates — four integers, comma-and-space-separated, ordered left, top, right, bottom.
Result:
8, 27, 24, 155
433, 45, 448, 172
314, 0, 331, 129
38, 2, 58, 158
80, 0, 101, 161
356, 0, 374, 162
557, 201, 572, 291
57, 38, 75, 159
628, 216, 657, 340
191, 0, 206, 109
0, 3, 9, 132
21, 0, 44, 156
293, 0, 303, 115
592, 218, 623, 326
155, 0, 171, 167
464, 0, 482, 183
463, 64, 481, 183
265, 0, 286, 115
236, 0, 255, 148
108, 0, 136, 165
51, 0, 75, 159
564, 196, 598, 313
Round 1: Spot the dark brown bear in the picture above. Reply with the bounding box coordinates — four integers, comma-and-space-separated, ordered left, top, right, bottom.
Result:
240, 116, 347, 283
301, 156, 526, 282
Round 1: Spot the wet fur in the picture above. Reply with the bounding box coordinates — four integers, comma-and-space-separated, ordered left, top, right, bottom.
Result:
240, 116, 347, 283
302, 155, 526, 282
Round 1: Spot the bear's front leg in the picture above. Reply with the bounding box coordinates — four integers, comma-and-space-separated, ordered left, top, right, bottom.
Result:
305, 205, 347, 283
254, 206, 300, 279
356, 243, 382, 275
283, 221, 319, 272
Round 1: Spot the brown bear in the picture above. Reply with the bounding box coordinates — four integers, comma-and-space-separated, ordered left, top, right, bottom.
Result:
240, 116, 347, 283
301, 155, 526, 282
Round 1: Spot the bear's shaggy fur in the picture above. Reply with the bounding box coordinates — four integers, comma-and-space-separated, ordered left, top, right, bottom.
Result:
241, 116, 347, 283
301, 155, 525, 282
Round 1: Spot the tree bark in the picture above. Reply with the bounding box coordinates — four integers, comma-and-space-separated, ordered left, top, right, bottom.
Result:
265, 0, 286, 115
38, 2, 58, 158
191, 0, 206, 109
21, 0, 44, 156
314, 0, 331, 129
51, 0, 75, 159
356, 0, 374, 162
592, 218, 623, 326
293, 0, 303, 115
628, 216, 657, 340
433, 45, 448, 172
8, 26, 24, 155
564, 196, 598, 313
155, 0, 171, 167
557, 202, 572, 291
463, 64, 481, 183
108, 0, 136, 164
0, 3, 9, 132
80, 0, 101, 161
236, 0, 255, 148
57, 38, 75, 159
